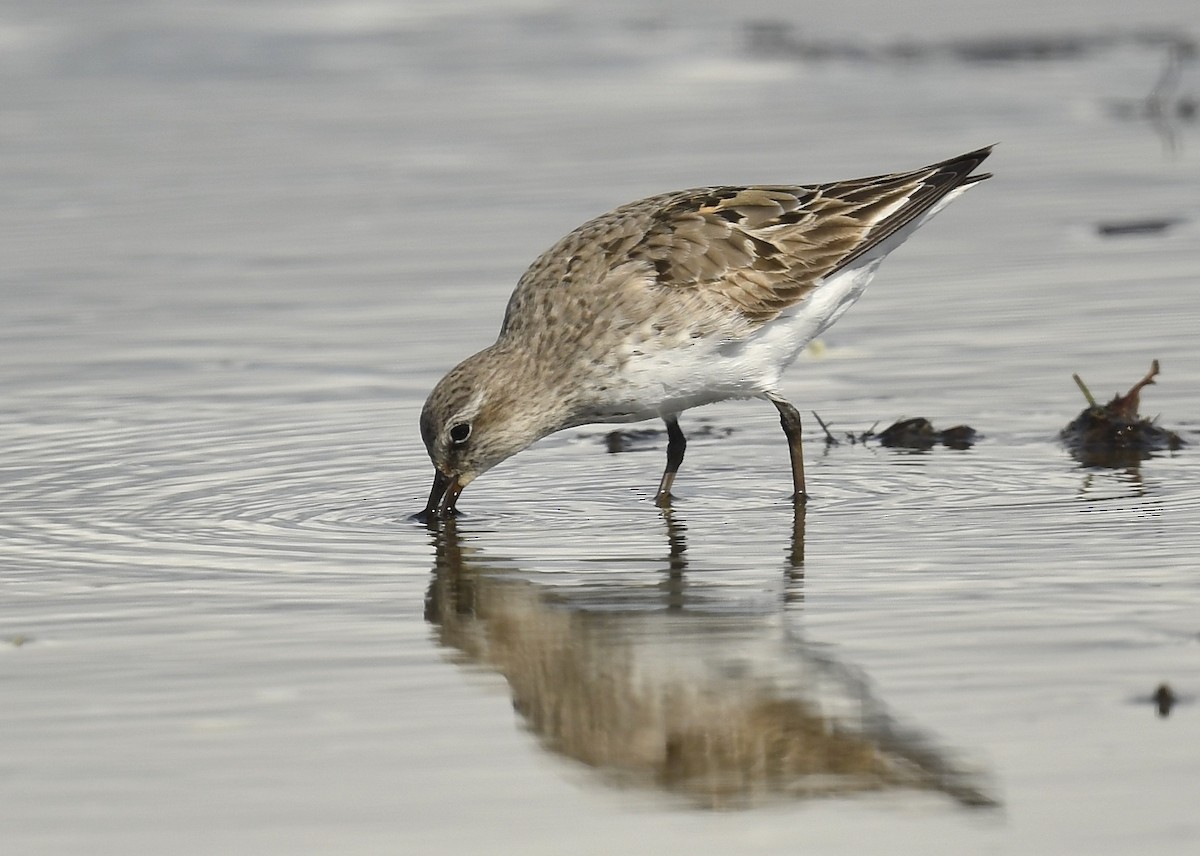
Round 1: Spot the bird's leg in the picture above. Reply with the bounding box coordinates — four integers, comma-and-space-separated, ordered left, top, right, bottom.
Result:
655, 415, 687, 507
770, 398, 808, 503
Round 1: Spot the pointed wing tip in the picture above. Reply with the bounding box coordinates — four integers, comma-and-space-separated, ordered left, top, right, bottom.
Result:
935, 145, 995, 186
948, 145, 994, 169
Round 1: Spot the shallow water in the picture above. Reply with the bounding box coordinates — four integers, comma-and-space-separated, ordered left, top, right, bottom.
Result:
3, 1, 1200, 853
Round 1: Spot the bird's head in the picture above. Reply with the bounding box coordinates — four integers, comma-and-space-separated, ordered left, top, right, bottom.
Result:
418, 347, 561, 518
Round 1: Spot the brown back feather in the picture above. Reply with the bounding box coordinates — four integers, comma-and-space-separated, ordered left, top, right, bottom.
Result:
502, 147, 992, 333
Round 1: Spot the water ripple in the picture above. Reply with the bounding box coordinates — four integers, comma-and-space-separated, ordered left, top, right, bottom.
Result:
0, 400, 413, 579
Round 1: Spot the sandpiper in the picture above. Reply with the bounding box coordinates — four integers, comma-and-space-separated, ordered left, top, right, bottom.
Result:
420, 147, 992, 517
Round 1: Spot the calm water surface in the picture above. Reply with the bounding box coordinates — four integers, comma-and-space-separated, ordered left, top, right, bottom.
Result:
3, 1, 1199, 854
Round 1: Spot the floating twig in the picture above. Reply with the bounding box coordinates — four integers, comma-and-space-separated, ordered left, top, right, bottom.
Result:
811, 411, 839, 445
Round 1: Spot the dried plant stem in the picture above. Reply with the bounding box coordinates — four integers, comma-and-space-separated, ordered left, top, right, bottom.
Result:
1072, 373, 1098, 408
811, 411, 838, 444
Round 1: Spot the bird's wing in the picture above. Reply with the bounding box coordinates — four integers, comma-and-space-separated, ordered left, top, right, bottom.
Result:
500, 147, 991, 335
626, 146, 993, 323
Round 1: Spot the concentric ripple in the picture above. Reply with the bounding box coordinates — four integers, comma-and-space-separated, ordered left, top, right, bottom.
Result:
0, 395, 417, 580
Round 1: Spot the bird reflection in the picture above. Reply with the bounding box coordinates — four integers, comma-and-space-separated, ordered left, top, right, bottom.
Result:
660, 500, 804, 607
786, 501, 805, 603
659, 506, 687, 611
423, 510, 995, 810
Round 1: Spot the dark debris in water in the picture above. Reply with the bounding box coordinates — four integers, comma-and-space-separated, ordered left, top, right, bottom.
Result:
604, 423, 733, 453
1132, 682, 1192, 718
744, 22, 1195, 66
746, 21, 1198, 153
812, 413, 977, 451
1107, 40, 1198, 123
1060, 360, 1184, 468
1105, 39, 1197, 152
604, 428, 662, 453
878, 418, 978, 450
1153, 683, 1177, 718
1095, 217, 1183, 237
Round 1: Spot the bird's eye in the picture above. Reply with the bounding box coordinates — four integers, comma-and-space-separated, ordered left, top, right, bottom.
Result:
448, 422, 471, 445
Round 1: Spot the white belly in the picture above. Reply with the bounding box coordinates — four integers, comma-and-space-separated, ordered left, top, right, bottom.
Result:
594, 259, 882, 422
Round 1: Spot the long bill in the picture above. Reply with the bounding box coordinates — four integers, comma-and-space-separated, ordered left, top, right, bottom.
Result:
422, 469, 463, 519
